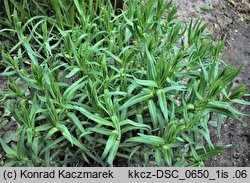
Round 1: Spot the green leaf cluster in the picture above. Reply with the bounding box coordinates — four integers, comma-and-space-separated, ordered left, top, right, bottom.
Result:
0, 0, 249, 167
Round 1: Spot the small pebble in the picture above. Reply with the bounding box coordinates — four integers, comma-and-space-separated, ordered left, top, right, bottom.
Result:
233, 152, 240, 159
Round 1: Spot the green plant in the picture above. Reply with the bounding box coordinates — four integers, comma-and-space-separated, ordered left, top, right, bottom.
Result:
200, 3, 213, 12
0, 0, 249, 167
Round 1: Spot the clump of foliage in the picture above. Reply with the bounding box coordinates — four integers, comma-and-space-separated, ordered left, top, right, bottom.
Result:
0, 0, 249, 167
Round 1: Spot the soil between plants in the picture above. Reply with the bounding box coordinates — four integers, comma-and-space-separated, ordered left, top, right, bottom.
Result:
0, 0, 249, 166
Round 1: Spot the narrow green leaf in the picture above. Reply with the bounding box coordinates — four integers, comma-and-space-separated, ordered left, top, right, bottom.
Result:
101, 132, 117, 159
0, 139, 17, 156
120, 91, 153, 110
134, 77, 158, 88
66, 105, 113, 127
157, 89, 169, 121
107, 140, 120, 166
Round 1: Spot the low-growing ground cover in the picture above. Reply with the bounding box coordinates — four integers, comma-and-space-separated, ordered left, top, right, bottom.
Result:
0, 0, 249, 166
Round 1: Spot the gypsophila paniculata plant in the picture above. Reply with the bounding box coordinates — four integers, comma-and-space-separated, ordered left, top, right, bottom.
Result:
0, 0, 249, 167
